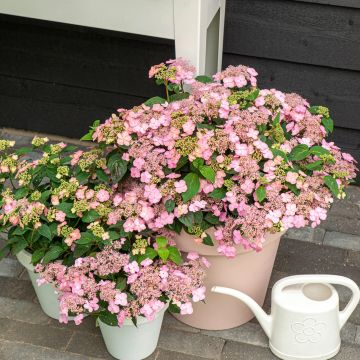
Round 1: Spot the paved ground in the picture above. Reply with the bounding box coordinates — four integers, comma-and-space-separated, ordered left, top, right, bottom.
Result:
0, 128, 360, 359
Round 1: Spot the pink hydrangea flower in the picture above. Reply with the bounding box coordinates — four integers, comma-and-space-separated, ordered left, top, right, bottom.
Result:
96, 189, 110, 202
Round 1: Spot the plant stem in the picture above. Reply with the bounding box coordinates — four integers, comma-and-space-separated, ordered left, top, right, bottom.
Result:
9, 177, 17, 190
165, 79, 169, 102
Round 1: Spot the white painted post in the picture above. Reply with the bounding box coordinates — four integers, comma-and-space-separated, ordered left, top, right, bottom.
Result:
173, 0, 226, 76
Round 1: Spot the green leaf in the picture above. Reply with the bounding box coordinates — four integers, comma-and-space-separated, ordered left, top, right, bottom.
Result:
271, 148, 288, 161
144, 246, 158, 260
309, 106, 320, 115
82, 210, 100, 223
38, 224, 52, 241
203, 233, 214, 246
40, 190, 52, 203
289, 144, 310, 161
96, 169, 109, 182
192, 158, 204, 169
156, 236, 168, 248
178, 213, 195, 228
15, 147, 32, 155
169, 93, 190, 102
144, 96, 166, 106
209, 187, 226, 200
108, 231, 120, 241
167, 219, 182, 234
324, 175, 339, 197
99, 312, 118, 326
73, 244, 91, 258
255, 186, 266, 202
76, 171, 89, 183
165, 199, 175, 214
107, 153, 128, 183
175, 156, 188, 171
285, 182, 300, 195
12, 227, 28, 236
305, 160, 323, 171
246, 88, 260, 101
321, 117, 334, 133
80, 132, 93, 141
272, 112, 280, 125
204, 213, 221, 225
76, 232, 96, 245
57, 202, 77, 218
42, 246, 64, 264
116, 277, 127, 291
199, 165, 215, 183
92, 119, 100, 128
168, 246, 183, 265
157, 247, 169, 262
196, 123, 216, 130
194, 211, 203, 224
182, 173, 200, 203
195, 75, 212, 84
310, 146, 330, 157
14, 187, 28, 200
31, 249, 45, 264
11, 237, 27, 255
63, 145, 77, 152
168, 301, 181, 313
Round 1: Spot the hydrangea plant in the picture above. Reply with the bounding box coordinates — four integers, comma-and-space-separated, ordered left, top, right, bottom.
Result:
83, 58, 358, 258
0, 137, 169, 265
36, 236, 208, 326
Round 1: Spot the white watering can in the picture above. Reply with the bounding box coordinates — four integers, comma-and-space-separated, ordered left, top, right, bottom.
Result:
212, 275, 360, 360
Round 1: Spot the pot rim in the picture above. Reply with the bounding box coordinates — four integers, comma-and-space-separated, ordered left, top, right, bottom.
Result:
174, 229, 285, 257
15, 248, 34, 271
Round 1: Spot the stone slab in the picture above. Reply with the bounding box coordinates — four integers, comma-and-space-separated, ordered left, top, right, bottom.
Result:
324, 231, 360, 251
221, 341, 276, 360
66, 332, 112, 359
0, 276, 36, 301
157, 328, 225, 359
346, 250, 360, 268
0, 340, 101, 360
320, 215, 360, 236
155, 349, 210, 360
0, 296, 49, 324
0, 258, 23, 278
329, 199, 360, 220
201, 322, 268, 348
163, 313, 200, 333
0, 318, 73, 351
284, 226, 325, 244
334, 343, 360, 359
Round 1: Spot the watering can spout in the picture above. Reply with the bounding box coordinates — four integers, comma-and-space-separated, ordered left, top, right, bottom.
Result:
211, 286, 272, 338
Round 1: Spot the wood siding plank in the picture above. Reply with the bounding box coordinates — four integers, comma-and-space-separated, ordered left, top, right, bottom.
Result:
224, 0, 360, 71
0, 75, 146, 138
290, 0, 360, 8
0, 15, 174, 98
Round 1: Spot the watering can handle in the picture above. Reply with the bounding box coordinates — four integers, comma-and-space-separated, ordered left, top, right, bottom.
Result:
273, 274, 360, 329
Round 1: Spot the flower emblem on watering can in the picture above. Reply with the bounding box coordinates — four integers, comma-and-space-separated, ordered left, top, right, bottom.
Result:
291, 318, 326, 343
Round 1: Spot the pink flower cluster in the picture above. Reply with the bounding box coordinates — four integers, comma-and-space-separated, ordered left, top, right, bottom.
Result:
91, 59, 357, 258
36, 243, 208, 326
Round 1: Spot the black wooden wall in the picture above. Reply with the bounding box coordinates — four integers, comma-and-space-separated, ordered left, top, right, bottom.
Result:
0, 0, 359, 177
0, 15, 174, 138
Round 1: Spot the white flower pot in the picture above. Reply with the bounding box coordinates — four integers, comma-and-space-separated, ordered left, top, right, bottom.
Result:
98, 304, 168, 360
16, 249, 61, 320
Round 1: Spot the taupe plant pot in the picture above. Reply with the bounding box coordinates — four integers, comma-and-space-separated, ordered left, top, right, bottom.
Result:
173, 229, 284, 330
